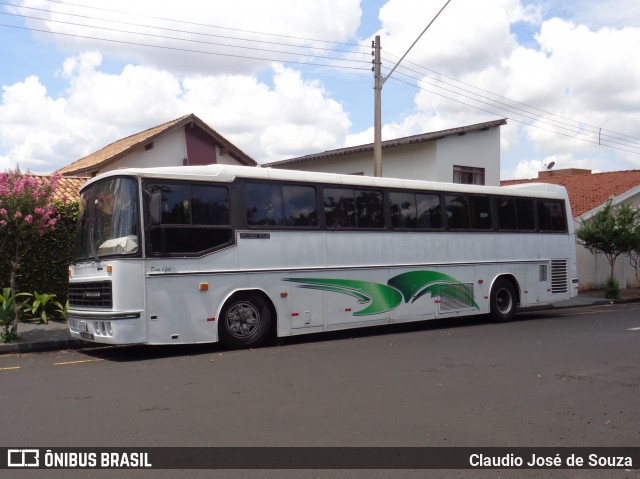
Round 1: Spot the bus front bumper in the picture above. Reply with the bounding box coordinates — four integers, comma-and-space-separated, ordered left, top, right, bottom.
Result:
68, 310, 146, 344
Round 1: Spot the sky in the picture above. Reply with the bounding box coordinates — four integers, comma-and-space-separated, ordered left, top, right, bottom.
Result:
1, 0, 639, 179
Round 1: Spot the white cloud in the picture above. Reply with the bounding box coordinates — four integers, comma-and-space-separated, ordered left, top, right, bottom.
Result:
0, 52, 352, 172
3, 0, 640, 178
17, 0, 362, 75
361, 1, 640, 178
375, 0, 529, 75
182, 64, 351, 161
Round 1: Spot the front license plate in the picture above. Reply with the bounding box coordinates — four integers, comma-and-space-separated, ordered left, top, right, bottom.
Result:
80, 332, 94, 341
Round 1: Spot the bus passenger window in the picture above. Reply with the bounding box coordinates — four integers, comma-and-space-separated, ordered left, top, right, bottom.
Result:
144, 181, 232, 255
538, 200, 567, 232
417, 194, 442, 229
469, 196, 492, 230
445, 195, 470, 230
160, 184, 191, 224
245, 183, 284, 226
390, 192, 417, 228
283, 185, 317, 227
324, 188, 355, 228
191, 185, 229, 225
356, 190, 383, 228
516, 199, 536, 231
497, 198, 518, 230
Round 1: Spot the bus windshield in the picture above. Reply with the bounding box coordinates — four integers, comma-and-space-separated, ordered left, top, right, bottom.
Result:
74, 177, 139, 261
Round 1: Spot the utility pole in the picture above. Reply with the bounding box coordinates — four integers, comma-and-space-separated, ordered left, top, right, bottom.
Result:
373, 35, 382, 177
371, 0, 453, 178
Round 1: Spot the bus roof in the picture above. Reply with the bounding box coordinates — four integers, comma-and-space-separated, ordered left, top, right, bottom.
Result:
82, 164, 569, 199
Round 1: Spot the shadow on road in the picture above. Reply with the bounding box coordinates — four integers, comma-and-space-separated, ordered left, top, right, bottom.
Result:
74, 310, 560, 362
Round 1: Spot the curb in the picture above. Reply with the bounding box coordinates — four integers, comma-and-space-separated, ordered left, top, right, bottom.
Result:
0, 338, 87, 355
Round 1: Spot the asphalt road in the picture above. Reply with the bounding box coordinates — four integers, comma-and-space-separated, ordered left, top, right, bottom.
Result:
1, 304, 639, 479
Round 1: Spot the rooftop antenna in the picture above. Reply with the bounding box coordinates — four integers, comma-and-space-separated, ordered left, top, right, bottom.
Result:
546, 161, 555, 170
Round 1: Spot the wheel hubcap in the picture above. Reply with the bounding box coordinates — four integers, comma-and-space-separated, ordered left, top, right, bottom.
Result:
496, 288, 513, 314
225, 302, 260, 339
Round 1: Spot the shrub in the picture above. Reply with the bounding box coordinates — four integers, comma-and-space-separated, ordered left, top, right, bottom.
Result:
0, 168, 68, 336
604, 278, 621, 300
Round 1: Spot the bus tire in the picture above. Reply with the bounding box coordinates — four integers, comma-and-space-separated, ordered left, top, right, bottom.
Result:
219, 294, 272, 349
490, 278, 517, 322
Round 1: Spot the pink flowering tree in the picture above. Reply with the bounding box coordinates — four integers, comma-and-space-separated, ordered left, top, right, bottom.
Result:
0, 167, 62, 336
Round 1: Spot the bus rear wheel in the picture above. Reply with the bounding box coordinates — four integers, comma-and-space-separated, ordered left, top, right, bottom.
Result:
490, 278, 517, 322
219, 294, 272, 349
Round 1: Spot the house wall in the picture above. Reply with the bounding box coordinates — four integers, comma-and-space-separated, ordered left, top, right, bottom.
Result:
576, 244, 640, 290
185, 126, 217, 165
436, 127, 501, 186
574, 192, 640, 290
269, 126, 500, 185
281, 142, 439, 179
99, 129, 187, 174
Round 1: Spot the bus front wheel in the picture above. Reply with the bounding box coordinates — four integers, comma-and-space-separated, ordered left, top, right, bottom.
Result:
219, 294, 272, 349
490, 279, 517, 322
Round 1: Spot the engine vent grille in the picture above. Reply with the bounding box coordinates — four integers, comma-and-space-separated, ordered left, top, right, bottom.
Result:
438, 283, 476, 312
69, 281, 113, 308
551, 260, 568, 294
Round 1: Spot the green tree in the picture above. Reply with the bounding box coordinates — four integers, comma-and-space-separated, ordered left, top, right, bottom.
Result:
576, 199, 640, 292
0, 167, 63, 336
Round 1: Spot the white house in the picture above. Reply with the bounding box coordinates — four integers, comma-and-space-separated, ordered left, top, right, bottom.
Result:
57, 113, 257, 177
264, 119, 506, 186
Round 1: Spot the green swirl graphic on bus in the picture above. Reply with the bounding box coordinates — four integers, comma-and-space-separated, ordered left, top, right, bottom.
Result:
285, 271, 479, 316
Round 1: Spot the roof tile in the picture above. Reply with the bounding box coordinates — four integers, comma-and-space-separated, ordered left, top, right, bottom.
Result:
501, 170, 640, 217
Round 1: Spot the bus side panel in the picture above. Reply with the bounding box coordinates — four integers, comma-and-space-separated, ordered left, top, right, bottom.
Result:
390, 232, 449, 268
237, 231, 324, 270
145, 275, 219, 344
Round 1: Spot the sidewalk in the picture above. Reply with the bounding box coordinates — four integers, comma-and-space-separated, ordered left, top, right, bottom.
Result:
2, 289, 640, 355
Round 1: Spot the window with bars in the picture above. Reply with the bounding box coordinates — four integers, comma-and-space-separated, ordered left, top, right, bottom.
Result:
453, 165, 485, 185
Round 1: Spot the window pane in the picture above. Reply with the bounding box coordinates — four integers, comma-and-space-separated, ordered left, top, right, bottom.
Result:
283, 185, 317, 227
445, 195, 470, 229
356, 190, 383, 228
324, 188, 355, 228
516, 199, 536, 231
416, 194, 442, 229
389, 192, 417, 228
159, 184, 190, 224
538, 200, 567, 232
469, 196, 492, 230
497, 198, 517, 230
149, 228, 232, 255
191, 185, 229, 225
143, 181, 233, 255
245, 183, 284, 226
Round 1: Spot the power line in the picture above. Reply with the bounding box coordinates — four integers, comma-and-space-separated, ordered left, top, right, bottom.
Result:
0, 22, 371, 71
0, 10, 371, 65
0, 1, 370, 55
387, 74, 640, 157
37, 0, 369, 49
386, 53, 640, 147
381, 56, 640, 155
3, 0, 638, 156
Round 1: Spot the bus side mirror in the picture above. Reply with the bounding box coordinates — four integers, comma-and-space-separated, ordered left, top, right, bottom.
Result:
149, 191, 162, 225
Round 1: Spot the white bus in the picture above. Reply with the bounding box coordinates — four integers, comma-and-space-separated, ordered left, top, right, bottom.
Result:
68, 164, 578, 348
